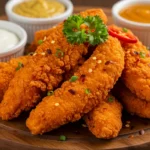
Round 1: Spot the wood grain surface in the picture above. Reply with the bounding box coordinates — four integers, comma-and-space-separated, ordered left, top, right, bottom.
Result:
1, 111, 150, 150
0, 6, 150, 150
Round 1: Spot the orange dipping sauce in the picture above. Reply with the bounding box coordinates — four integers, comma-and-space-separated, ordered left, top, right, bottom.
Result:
119, 4, 150, 23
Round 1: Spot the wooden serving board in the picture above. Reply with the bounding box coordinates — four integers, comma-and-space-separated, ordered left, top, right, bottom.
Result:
0, 6, 150, 150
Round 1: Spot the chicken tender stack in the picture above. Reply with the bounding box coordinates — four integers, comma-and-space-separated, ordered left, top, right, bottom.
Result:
0, 24, 87, 120
0, 9, 107, 120
26, 36, 124, 135
122, 41, 150, 101
0, 26, 60, 103
84, 95, 122, 139
110, 25, 150, 102
109, 25, 150, 119
121, 41, 150, 118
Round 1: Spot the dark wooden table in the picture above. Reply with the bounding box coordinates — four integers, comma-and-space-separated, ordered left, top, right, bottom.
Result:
0, 0, 119, 16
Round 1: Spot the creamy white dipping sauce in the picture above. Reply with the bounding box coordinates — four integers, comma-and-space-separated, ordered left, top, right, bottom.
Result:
0, 29, 19, 52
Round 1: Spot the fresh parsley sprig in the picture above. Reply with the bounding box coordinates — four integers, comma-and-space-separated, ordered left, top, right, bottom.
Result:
84, 16, 108, 45
63, 15, 87, 45
63, 15, 108, 46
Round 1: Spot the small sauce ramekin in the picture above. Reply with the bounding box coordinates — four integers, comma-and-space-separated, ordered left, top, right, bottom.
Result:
0, 20, 27, 62
112, 0, 150, 46
5, 0, 73, 43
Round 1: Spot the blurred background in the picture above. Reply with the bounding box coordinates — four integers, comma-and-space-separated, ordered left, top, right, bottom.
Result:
0, 0, 119, 15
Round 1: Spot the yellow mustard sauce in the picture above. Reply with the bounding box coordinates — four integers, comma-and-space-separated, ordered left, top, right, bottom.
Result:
13, 0, 66, 18
119, 4, 150, 23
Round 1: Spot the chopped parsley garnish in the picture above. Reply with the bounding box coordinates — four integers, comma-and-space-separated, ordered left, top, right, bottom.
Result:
70, 75, 78, 82
122, 28, 128, 32
55, 49, 64, 58
38, 39, 43, 45
139, 52, 146, 58
108, 96, 114, 102
47, 91, 54, 96
63, 15, 108, 46
85, 88, 90, 94
16, 62, 24, 71
59, 135, 66, 141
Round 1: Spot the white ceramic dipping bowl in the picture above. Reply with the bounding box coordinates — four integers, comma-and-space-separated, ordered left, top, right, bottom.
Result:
5, 0, 73, 43
0, 20, 27, 62
112, 0, 150, 47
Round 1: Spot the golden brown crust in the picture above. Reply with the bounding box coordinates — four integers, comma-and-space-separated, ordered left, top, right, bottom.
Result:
26, 36, 124, 135
80, 9, 107, 24
109, 25, 150, 102
122, 41, 150, 101
84, 95, 122, 139
0, 56, 30, 101
113, 82, 150, 119
0, 25, 87, 120
0, 9, 107, 120
29, 9, 108, 52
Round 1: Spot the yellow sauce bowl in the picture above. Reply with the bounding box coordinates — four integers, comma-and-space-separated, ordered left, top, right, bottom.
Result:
5, 0, 73, 43
112, 0, 150, 47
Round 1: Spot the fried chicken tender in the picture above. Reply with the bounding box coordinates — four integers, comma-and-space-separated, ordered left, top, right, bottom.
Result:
0, 25, 87, 120
29, 9, 108, 52
122, 41, 150, 101
0, 9, 107, 120
113, 82, 150, 119
26, 36, 124, 135
109, 25, 150, 101
84, 95, 122, 139
0, 56, 30, 101
28, 29, 54, 53
80, 9, 107, 24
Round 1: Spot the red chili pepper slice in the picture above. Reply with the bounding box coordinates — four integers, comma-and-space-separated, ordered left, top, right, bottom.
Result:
108, 25, 138, 43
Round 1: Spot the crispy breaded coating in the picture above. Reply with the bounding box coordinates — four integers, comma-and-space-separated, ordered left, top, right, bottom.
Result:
0, 25, 87, 120
26, 36, 124, 135
80, 9, 107, 24
29, 9, 108, 51
110, 25, 150, 102
64, 57, 86, 80
0, 9, 107, 120
113, 82, 150, 119
0, 56, 29, 101
122, 41, 150, 101
28, 28, 55, 52
84, 95, 122, 139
